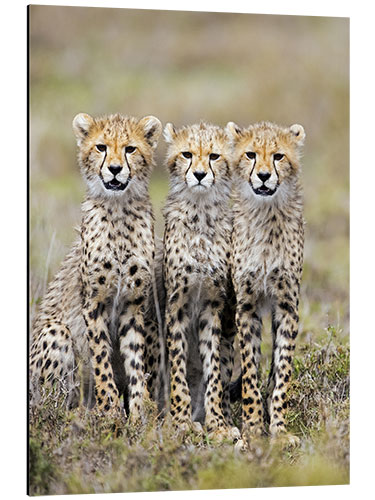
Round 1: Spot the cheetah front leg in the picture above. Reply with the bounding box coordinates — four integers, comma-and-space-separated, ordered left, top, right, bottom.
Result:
235, 291, 264, 436
199, 300, 241, 441
198, 300, 228, 436
165, 286, 192, 429
82, 300, 120, 413
268, 295, 299, 439
144, 319, 162, 402
219, 335, 235, 425
119, 299, 149, 423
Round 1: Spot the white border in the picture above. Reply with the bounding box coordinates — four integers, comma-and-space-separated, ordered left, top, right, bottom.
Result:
2, 0, 374, 499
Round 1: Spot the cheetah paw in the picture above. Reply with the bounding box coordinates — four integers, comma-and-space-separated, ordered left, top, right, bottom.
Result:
271, 431, 301, 448
234, 438, 247, 453
174, 420, 196, 438
241, 422, 265, 439
234, 435, 265, 457
229, 426, 241, 442
207, 425, 241, 443
191, 421, 204, 435
127, 405, 147, 426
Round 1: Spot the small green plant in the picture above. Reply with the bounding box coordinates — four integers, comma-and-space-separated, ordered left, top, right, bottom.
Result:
29, 438, 58, 495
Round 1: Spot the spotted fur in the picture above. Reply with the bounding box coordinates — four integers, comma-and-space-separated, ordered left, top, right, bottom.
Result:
162, 121, 237, 438
226, 121, 305, 438
29, 113, 163, 421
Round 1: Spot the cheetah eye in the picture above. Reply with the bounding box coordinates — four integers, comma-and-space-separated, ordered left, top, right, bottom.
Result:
125, 146, 136, 154
274, 153, 284, 161
182, 152, 192, 159
209, 153, 220, 161
245, 152, 256, 160
96, 144, 107, 152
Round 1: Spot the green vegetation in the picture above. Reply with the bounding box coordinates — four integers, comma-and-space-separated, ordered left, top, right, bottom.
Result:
29, 6, 349, 494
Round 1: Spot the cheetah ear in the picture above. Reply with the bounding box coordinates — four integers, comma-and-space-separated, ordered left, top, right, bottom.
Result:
138, 115, 162, 149
72, 113, 94, 144
289, 124, 305, 146
225, 121, 243, 144
163, 123, 177, 144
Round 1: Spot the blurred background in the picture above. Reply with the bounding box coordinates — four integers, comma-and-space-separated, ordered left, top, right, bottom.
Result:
29, 6, 349, 344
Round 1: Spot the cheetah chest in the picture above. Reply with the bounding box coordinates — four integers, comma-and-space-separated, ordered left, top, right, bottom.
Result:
82, 212, 153, 301
183, 226, 229, 280
233, 222, 292, 296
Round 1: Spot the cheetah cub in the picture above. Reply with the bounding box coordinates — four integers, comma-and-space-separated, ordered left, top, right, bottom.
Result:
226, 121, 305, 440
30, 113, 162, 421
163, 121, 237, 438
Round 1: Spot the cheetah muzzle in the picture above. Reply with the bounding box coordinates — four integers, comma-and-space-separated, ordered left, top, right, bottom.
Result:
252, 184, 277, 197
103, 176, 130, 191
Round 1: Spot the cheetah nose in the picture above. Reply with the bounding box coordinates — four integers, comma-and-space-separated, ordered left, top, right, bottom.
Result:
257, 172, 271, 182
109, 165, 122, 176
194, 171, 207, 182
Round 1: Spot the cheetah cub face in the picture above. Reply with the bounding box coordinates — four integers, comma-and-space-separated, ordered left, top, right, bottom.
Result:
164, 121, 231, 196
226, 121, 305, 199
73, 113, 161, 198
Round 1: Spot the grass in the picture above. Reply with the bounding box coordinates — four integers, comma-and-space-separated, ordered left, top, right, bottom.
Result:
28, 6, 349, 495
28, 331, 349, 495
